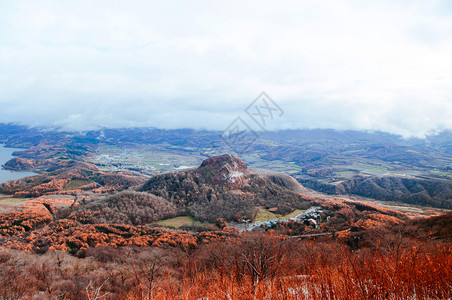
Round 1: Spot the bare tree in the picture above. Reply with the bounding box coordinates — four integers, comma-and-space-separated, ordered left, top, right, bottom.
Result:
86, 279, 109, 300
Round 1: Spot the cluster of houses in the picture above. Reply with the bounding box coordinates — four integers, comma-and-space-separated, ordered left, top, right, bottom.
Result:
233, 206, 324, 232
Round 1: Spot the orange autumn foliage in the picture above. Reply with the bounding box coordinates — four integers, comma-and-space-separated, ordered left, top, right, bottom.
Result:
0, 232, 451, 300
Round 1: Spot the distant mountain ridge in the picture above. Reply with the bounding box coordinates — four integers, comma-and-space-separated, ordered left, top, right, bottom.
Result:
299, 175, 452, 209
2, 123, 452, 211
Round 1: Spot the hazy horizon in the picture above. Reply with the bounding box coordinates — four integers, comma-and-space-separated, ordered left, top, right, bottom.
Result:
1, 1, 451, 137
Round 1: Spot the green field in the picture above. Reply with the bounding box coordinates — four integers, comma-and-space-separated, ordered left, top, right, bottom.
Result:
89, 145, 201, 174
281, 209, 305, 219
156, 216, 196, 228
156, 215, 219, 229
0, 197, 29, 206
254, 207, 306, 222
254, 207, 278, 222
340, 162, 389, 176
430, 170, 452, 178
336, 170, 359, 178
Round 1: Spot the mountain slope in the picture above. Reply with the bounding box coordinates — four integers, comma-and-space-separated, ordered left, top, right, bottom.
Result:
140, 154, 312, 221
300, 175, 452, 208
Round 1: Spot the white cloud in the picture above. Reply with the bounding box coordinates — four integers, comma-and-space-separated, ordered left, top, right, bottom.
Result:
0, 0, 451, 137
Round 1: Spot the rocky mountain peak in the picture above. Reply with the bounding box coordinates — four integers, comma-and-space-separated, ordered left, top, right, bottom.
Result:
199, 154, 247, 170
198, 154, 249, 186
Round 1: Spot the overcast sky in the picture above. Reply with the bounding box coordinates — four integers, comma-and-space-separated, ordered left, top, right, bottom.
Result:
0, 0, 451, 137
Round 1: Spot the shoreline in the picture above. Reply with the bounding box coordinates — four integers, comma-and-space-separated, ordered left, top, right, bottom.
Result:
0, 144, 37, 183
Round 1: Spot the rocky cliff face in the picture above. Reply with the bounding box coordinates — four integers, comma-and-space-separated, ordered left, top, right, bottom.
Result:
197, 154, 249, 188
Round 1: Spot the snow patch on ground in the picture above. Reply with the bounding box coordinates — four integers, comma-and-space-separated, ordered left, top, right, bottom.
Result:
228, 171, 244, 182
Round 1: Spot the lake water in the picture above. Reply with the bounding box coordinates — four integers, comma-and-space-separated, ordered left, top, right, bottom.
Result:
0, 144, 36, 183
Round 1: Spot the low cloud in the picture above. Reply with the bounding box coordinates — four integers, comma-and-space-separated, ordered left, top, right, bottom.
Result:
0, 0, 451, 137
